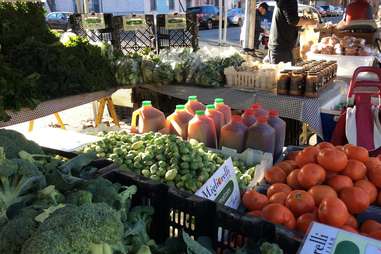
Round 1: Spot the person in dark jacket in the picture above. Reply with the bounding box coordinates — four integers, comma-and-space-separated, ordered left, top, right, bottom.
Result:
255, 2, 269, 49
268, 0, 317, 64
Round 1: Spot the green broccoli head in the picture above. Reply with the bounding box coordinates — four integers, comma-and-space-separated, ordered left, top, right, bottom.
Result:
0, 206, 40, 254
22, 203, 124, 254
32, 185, 65, 208
0, 158, 46, 219
0, 129, 43, 159
80, 177, 121, 208
66, 190, 93, 206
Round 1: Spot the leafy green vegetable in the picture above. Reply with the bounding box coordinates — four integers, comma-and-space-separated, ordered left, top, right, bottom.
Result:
0, 129, 44, 159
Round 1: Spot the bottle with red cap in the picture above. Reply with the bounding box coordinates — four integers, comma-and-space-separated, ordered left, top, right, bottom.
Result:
205, 104, 224, 142
268, 109, 286, 160
214, 98, 231, 124
245, 115, 276, 155
220, 115, 248, 152
251, 103, 268, 118
188, 110, 217, 148
241, 109, 256, 127
167, 105, 194, 139
185, 96, 206, 115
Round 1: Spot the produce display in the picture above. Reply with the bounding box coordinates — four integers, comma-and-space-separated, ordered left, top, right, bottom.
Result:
310, 34, 373, 56
83, 131, 256, 191
0, 2, 117, 122
115, 47, 244, 87
243, 142, 381, 241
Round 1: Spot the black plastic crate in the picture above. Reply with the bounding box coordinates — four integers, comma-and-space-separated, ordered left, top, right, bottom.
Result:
156, 13, 198, 52
214, 204, 275, 253
166, 187, 216, 240
69, 13, 115, 45
112, 15, 156, 54
274, 226, 303, 254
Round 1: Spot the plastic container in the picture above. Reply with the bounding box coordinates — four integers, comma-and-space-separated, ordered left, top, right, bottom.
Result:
268, 110, 286, 160
220, 115, 248, 152
131, 101, 166, 134
185, 95, 205, 115
215, 98, 231, 124
188, 110, 217, 148
205, 104, 224, 142
251, 103, 268, 118
167, 105, 193, 140
246, 116, 276, 155
242, 109, 256, 127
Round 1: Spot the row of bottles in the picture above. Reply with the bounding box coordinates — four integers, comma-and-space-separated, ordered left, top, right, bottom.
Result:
130, 96, 286, 159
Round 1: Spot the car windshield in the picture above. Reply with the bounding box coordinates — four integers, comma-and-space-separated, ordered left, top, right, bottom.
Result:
187, 7, 202, 13
228, 8, 240, 15
320, 6, 329, 10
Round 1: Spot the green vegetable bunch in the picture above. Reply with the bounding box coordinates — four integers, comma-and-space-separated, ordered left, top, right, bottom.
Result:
84, 132, 255, 192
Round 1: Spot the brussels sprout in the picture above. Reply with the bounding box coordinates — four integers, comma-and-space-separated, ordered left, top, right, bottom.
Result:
141, 169, 151, 177
165, 169, 177, 181
150, 174, 160, 181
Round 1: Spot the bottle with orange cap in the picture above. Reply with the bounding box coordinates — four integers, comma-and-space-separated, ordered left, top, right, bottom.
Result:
188, 110, 217, 148
245, 115, 276, 155
185, 96, 206, 115
220, 115, 248, 152
167, 105, 194, 139
268, 109, 286, 160
131, 100, 166, 134
214, 98, 231, 124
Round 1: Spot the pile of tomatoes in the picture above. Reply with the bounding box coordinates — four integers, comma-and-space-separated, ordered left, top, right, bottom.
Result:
242, 142, 381, 240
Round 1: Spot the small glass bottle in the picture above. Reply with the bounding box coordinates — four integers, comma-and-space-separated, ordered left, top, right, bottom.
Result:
290, 70, 305, 96
305, 71, 319, 97
277, 70, 290, 95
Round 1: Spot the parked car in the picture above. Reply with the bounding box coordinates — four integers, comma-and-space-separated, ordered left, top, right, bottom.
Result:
319, 5, 337, 17
186, 5, 219, 30
227, 8, 244, 26
46, 12, 72, 30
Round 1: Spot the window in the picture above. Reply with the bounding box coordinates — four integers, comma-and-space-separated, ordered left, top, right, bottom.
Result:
56, 13, 65, 19
169, 0, 175, 10
47, 13, 57, 19
150, 0, 157, 11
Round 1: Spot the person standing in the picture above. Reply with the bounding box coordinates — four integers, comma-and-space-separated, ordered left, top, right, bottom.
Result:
255, 2, 269, 49
345, 0, 373, 22
268, 0, 317, 64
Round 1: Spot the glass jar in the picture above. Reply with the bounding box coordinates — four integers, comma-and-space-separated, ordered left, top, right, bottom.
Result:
290, 70, 305, 96
305, 71, 319, 97
277, 70, 290, 95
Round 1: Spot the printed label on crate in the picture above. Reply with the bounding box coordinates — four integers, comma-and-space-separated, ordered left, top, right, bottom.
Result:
122, 15, 147, 31
299, 222, 381, 254
165, 14, 186, 30
82, 13, 105, 30
195, 158, 240, 209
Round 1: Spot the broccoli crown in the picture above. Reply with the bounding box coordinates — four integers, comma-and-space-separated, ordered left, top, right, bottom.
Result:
80, 177, 121, 207
22, 203, 124, 254
0, 211, 39, 254
65, 190, 93, 206
0, 129, 43, 159
0, 158, 46, 219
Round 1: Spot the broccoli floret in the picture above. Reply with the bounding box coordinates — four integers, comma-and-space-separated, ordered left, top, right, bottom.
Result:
80, 177, 121, 207
0, 129, 43, 159
66, 190, 93, 206
0, 158, 46, 220
21, 203, 125, 254
0, 207, 40, 254
260, 242, 283, 254
32, 185, 65, 208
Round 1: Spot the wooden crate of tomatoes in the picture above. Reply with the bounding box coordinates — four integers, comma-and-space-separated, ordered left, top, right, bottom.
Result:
242, 142, 381, 241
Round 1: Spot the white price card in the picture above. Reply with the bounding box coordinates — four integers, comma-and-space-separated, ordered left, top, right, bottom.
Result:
165, 14, 187, 30
299, 222, 381, 254
122, 15, 147, 31
195, 158, 240, 209
81, 13, 105, 30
